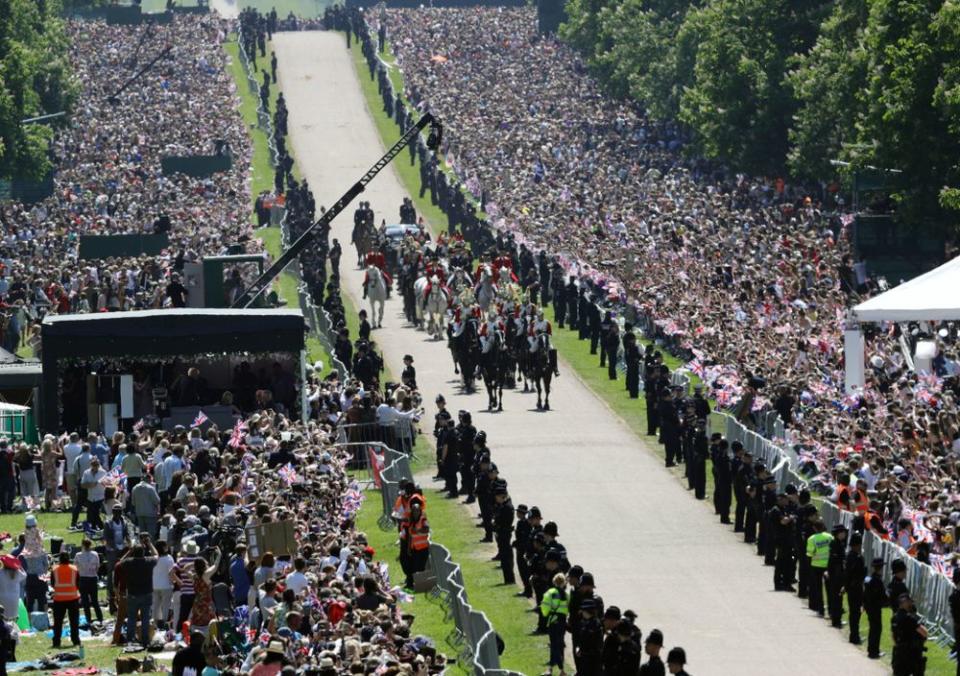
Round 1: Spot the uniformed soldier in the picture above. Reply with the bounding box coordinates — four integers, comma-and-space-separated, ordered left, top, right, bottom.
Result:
863, 557, 888, 659
574, 598, 604, 676
492, 481, 516, 585
845, 532, 866, 645
826, 524, 847, 628
891, 594, 927, 675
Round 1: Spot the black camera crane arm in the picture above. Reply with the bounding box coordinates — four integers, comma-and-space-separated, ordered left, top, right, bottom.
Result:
232, 112, 439, 309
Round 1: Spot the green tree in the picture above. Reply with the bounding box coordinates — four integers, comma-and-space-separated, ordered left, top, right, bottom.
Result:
787, 0, 869, 180
678, 0, 830, 175
0, 0, 74, 181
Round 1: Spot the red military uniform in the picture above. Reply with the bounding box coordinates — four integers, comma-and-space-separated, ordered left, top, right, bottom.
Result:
364, 250, 391, 286
491, 255, 518, 283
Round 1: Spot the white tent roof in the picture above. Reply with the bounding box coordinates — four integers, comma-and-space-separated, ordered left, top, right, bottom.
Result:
854, 255, 960, 322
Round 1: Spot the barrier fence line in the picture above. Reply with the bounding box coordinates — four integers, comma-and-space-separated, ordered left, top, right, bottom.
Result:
365, 433, 521, 676
351, 15, 958, 658
236, 29, 279, 168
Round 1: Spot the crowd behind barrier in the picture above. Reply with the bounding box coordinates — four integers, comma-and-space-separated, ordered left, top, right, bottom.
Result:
341, 9, 958, 668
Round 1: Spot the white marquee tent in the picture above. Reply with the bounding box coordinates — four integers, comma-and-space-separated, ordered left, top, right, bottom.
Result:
844, 255, 960, 391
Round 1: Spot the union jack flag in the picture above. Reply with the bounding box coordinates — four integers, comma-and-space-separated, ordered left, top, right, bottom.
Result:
192, 410, 209, 427
228, 419, 247, 449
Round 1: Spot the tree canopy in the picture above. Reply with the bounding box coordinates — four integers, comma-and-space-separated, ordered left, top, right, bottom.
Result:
561, 0, 960, 226
0, 0, 75, 181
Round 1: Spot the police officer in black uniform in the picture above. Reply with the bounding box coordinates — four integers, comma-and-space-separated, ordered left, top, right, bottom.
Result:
566, 276, 579, 330
864, 557, 888, 658
551, 262, 566, 328
891, 594, 927, 675
574, 598, 604, 676
475, 453, 495, 542
456, 411, 477, 502
690, 418, 708, 500
512, 504, 530, 594
590, 305, 605, 356
846, 531, 866, 645
433, 394, 451, 480
658, 389, 681, 467
623, 332, 642, 399
492, 481, 516, 585
827, 524, 848, 628
889, 559, 910, 610
769, 492, 796, 591
711, 436, 732, 523
603, 318, 620, 381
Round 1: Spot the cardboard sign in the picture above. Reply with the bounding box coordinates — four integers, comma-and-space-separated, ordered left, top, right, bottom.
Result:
245, 520, 297, 559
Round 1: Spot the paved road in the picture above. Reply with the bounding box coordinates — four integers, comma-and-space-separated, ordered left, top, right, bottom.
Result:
273, 31, 886, 676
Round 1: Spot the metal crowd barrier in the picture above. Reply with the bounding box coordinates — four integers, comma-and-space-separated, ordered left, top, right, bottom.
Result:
370, 436, 517, 675
717, 410, 957, 648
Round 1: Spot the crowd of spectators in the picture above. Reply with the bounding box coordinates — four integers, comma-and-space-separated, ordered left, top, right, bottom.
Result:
1, 401, 445, 674
0, 13, 277, 353
368, 6, 960, 560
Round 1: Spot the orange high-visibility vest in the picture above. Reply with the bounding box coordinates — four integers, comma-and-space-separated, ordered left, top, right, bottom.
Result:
52, 564, 80, 602
836, 486, 852, 511
407, 517, 430, 551
864, 511, 890, 540
852, 489, 869, 514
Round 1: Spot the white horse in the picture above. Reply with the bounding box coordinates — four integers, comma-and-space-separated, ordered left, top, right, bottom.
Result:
475, 265, 498, 312
413, 275, 449, 340
364, 265, 387, 328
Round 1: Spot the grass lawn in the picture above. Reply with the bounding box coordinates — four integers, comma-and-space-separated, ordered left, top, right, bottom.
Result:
354, 441, 548, 675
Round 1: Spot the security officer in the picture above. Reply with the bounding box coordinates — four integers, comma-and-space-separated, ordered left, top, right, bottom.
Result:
769, 492, 796, 591
806, 521, 832, 616
639, 629, 665, 676
690, 384, 711, 419
551, 262, 566, 327
889, 559, 910, 610
863, 557, 888, 659
826, 524, 847, 627
603, 317, 620, 380
623, 331, 642, 399
845, 531, 866, 645
644, 356, 664, 436
796, 497, 818, 598
598, 310, 613, 361
519, 506, 543, 598
566, 276, 579, 330
476, 454, 495, 543
578, 285, 591, 340
433, 395, 451, 480
690, 418, 708, 500
493, 480, 516, 585
658, 389, 682, 467
732, 445, 749, 532
513, 504, 531, 594
891, 594, 927, 675
439, 417, 459, 498
665, 648, 690, 676
574, 598, 604, 676
456, 411, 477, 503
743, 461, 764, 544
680, 400, 697, 487
759, 476, 779, 564
601, 606, 622, 674
711, 437, 732, 523
612, 620, 642, 676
